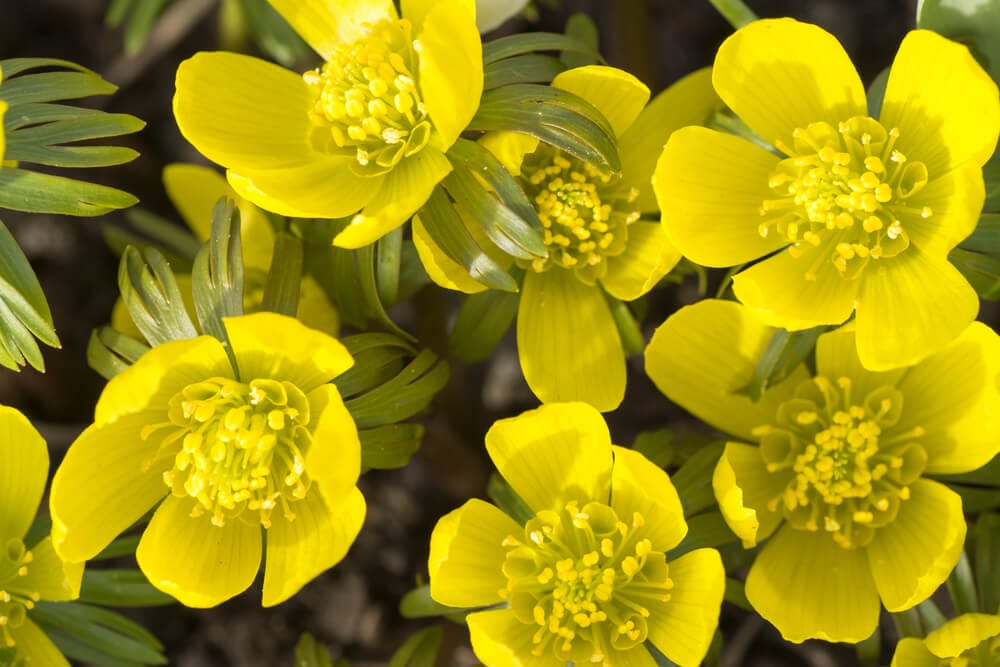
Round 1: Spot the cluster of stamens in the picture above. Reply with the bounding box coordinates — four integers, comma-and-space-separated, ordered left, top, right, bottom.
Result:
0, 538, 38, 654
754, 376, 927, 549
760, 116, 932, 278
499, 500, 673, 664
519, 147, 639, 282
143, 377, 313, 529
303, 19, 430, 176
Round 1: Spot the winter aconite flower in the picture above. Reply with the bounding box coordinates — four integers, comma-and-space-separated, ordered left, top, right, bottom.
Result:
655, 19, 1000, 370
428, 402, 725, 666
415, 65, 721, 410
50, 313, 365, 608
174, 0, 483, 249
0, 406, 83, 666
645, 299, 1000, 642
891, 613, 1000, 666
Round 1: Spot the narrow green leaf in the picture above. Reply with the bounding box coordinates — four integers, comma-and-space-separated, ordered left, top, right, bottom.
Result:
87, 327, 149, 379
4, 103, 106, 130
670, 442, 725, 518
562, 13, 601, 68
631, 428, 676, 469
399, 585, 464, 619
961, 213, 1000, 253
972, 513, 1000, 613
119, 246, 199, 346
0, 168, 137, 216
0, 217, 56, 345
260, 232, 302, 316
1, 72, 116, 106
94, 534, 142, 560
388, 626, 442, 667
106, 0, 135, 28
446, 139, 541, 234
487, 473, 533, 526
0, 58, 93, 78
951, 246, 1000, 300
484, 54, 566, 89
449, 287, 520, 362
5, 143, 139, 168
723, 578, 752, 612
356, 242, 413, 340
80, 569, 175, 607
359, 423, 423, 470
376, 225, 403, 307
856, 625, 882, 667
238, 0, 313, 66
707, 0, 759, 29
606, 296, 643, 357
191, 198, 244, 344
31, 601, 166, 666
483, 32, 602, 65
294, 633, 335, 667
6, 112, 144, 145
946, 482, 1000, 511
947, 550, 980, 615
123, 0, 171, 53
667, 511, 737, 559
736, 325, 823, 401
0, 296, 44, 371
345, 348, 449, 429
334, 333, 413, 398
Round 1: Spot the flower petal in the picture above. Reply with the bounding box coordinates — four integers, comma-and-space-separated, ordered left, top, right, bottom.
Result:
479, 131, 539, 175
412, 216, 488, 294
890, 638, 942, 667
866, 479, 966, 612
334, 148, 453, 248
137, 495, 261, 608
924, 613, 1000, 658
713, 18, 866, 150
814, 327, 908, 400
266, 0, 397, 59
304, 383, 361, 502
484, 402, 613, 513
881, 29, 1000, 175
262, 486, 365, 606
8, 619, 70, 667
19, 537, 83, 602
467, 608, 552, 667
296, 276, 340, 336
0, 407, 47, 542
552, 65, 650, 139
517, 269, 625, 411
644, 299, 811, 442
600, 222, 681, 302
610, 445, 687, 552
620, 67, 721, 213
855, 247, 978, 371
474, 0, 527, 32
646, 548, 725, 667
224, 312, 354, 392
428, 498, 518, 608
745, 524, 880, 643
906, 164, 985, 257
174, 52, 314, 170
713, 442, 788, 548
655, 127, 784, 267
50, 414, 170, 563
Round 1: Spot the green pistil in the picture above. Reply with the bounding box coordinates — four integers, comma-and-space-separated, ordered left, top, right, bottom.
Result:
0, 539, 39, 653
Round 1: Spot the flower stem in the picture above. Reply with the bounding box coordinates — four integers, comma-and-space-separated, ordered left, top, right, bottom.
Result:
892, 606, 924, 639
947, 549, 980, 615
706, 0, 758, 30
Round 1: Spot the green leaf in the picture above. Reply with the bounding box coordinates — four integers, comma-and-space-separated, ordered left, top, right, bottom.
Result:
935, 453, 1000, 487
399, 585, 465, 619
238, 0, 313, 67
5, 144, 138, 168
971, 512, 1000, 614
667, 511, 737, 559
94, 535, 142, 560
0, 58, 93, 78
87, 326, 150, 379
6, 112, 144, 146
917, 0, 1000, 82
388, 626, 442, 667
359, 423, 423, 470
961, 213, 1000, 253
80, 569, 175, 607
0, 217, 59, 371
487, 473, 533, 525
606, 296, 643, 357
723, 577, 752, 612
631, 428, 676, 469
483, 32, 602, 65
449, 287, 520, 362
945, 482, 1000, 511
1, 72, 117, 106
670, 441, 725, 518
736, 325, 823, 401
376, 226, 403, 307
706, 0, 759, 30
0, 168, 138, 216
866, 67, 890, 119
562, 13, 601, 68
294, 633, 335, 667
122, 0, 172, 54
260, 232, 303, 317
118, 245, 199, 346
951, 246, 1000, 300
334, 333, 414, 399
191, 198, 244, 344
484, 54, 566, 89
344, 348, 449, 429
31, 601, 166, 666
355, 242, 413, 340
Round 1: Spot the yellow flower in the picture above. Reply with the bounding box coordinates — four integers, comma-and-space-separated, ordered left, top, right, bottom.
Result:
173, 0, 483, 249
428, 402, 725, 666
415, 65, 722, 410
654, 19, 1000, 371
50, 312, 365, 608
111, 163, 339, 339
892, 613, 1000, 666
645, 299, 1000, 643
0, 406, 83, 666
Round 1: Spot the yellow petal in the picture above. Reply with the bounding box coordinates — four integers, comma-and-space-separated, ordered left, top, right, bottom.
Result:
174, 52, 314, 170
411, 216, 488, 294
655, 127, 784, 267
473, 0, 526, 32
881, 29, 1000, 175
304, 384, 361, 501
620, 67, 722, 213
517, 269, 625, 411
18, 537, 83, 602
484, 402, 613, 513
613, 647, 658, 667
137, 495, 261, 608
867, 480, 965, 612
713, 18, 866, 150
467, 608, 552, 667
8, 619, 70, 667
814, 327, 908, 400
334, 148, 452, 248
906, 164, 985, 257
224, 312, 354, 392
644, 299, 811, 442
0, 406, 48, 542
262, 486, 365, 606
645, 548, 724, 667
50, 414, 171, 563
924, 613, 1000, 658
266, 0, 397, 59
600, 222, 681, 302
713, 442, 787, 548
428, 499, 518, 608
296, 276, 340, 336
552, 65, 650, 138
890, 638, 941, 667
479, 131, 539, 176
610, 445, 687, 552
855, 247, 978, 371
745, 524, 879, 643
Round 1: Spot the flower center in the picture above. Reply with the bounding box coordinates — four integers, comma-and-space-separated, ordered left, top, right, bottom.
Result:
0, 539, 38, 652
144, 377, 313, 528
519, 146, 639, 281
499, 501, 673, 665
760, 116, 932, 278
303, 19, 431, 176
755, 376, 927, 549
942, 635, 1000, 667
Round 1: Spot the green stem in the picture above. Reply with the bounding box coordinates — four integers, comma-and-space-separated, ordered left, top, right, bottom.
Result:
892, 606, 924, 639
707, 0, 759, 29
916, 598, 947, 633
947, 549, 980, 615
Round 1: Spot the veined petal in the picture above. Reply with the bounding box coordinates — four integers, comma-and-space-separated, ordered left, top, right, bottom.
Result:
906, 164, 985, 257
646, 548, 725, 667
745, 524, 880, 643
18, 537, 83, 602
50, 414, 170, 563
415, 0, 482, 150
655, 127, 784, 267
0, 407, 47, 543
615, 647, 658, 667
174, 52, 314, 170
304, 383, 361, 501
262, 486, 365, 606
266, 0, 397, 59
713, 18, 866, 151
479, 131, 539, 176
644, 299, 811, 442
620, 67, 721, 213
866, 479, 966, 612
517, 269, 625, 411
224, 312, 354, 392
412, 216, 488, 294
428, 499, 518, 608
713, 442, 788, 548
924, 613, 1000, 658
467, 608, 552, 667
484, 402, 613, 513
552, 65, 650, 139
890, 638, 942, 667
814, 328, 908, 400
610, 446, 687, 552
334, 148, 452, 248
881, 29, 1000, 175
136, 495, 261, 608
474, 0, 527, 32
855, 247, 978, 371
600, 222, 681, 302
9, 619, 70, 667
